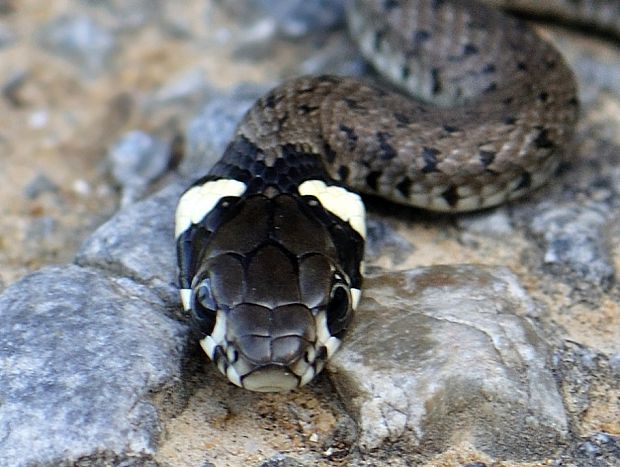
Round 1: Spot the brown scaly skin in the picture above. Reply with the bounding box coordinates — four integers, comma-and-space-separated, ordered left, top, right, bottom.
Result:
214, 0, 579, 212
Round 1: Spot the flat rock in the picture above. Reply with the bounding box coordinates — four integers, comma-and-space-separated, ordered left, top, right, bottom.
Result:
0, 265, 188, 467
330, 265, 568, 460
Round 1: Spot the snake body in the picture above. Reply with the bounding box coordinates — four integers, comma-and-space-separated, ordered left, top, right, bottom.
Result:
175, 0, 582, 391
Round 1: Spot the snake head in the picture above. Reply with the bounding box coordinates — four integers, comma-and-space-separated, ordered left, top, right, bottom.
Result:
176, 180, 365, 391
192, 261, 357, 392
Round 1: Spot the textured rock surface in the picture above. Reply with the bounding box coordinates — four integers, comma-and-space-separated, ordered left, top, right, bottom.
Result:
0, 265, 187, 466
217, 0, 346, 38
529, 201, 614, 289
331, 267, 567, 458
0, 0, 619, 466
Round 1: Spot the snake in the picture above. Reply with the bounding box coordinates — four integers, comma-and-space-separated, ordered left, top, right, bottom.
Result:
172, 0, 595, 392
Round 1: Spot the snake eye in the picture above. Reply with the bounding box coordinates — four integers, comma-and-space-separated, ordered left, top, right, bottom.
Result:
192, 278, 218, 335
326, 280, 352, 338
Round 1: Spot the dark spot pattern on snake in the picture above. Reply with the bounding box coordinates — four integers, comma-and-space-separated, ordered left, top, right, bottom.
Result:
422, 147, 441, 173
396, 176, 412, 198
479, 150, 496, 167
339, 124, 358, 151
214, 0, 580, 214
376, 131, 397, 160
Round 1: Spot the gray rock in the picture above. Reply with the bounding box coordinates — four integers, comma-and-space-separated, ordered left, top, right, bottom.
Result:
218, 0, 345, 38
329, 266, 567, 460
0, 265, 188, 467
38, 14, 117, 78
569, 433, 620, 467
457, 207, 514, 236
23, 172, 59, 199
76, 181, 185, 305
529, 201, 614, 289
298, 34, 368, 77
552, 341, 618, 443
145, 68, 212, 112
365, 217, 414, 265
180, 84, 267, 177
108, 130, 172, 206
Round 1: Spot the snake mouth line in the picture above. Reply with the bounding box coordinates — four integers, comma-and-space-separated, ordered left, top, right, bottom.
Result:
199, 309, 341, 392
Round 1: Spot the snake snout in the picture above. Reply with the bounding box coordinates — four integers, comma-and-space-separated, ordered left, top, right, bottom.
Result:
217, 303, 329, 391
236, 334, 312, 366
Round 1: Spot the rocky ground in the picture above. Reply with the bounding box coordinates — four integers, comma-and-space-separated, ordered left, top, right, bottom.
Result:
0, 1, 619, 466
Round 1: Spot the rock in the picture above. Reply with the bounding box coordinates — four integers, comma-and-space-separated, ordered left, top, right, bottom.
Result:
529, 201, 614, 289
145, 68, 212, 112
180, 84, 268, 177
297, 34, 368, 77
75, 181, 184, 305
108, 130, 172, 206
329, 266, 568, 460
218, 0, 345, 38
23, 172, 59, 199
37, 14, 117, 78
568, 433, 620, 467
365, 217, 414, 265
457, 208, 514, 236
0, 265, 188, 467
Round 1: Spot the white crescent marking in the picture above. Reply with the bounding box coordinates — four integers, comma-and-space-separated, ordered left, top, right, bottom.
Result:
298, 180, 366, 239
175, 179, 247, 238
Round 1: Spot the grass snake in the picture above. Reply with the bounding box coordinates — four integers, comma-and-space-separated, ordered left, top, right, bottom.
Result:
174, 0, 611, 391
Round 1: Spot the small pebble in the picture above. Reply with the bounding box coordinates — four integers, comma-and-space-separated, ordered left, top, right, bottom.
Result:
24, 173, 58, 199
72, 179, 92, 196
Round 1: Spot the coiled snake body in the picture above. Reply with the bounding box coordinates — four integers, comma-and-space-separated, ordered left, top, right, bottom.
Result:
175, 0, 583, 391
